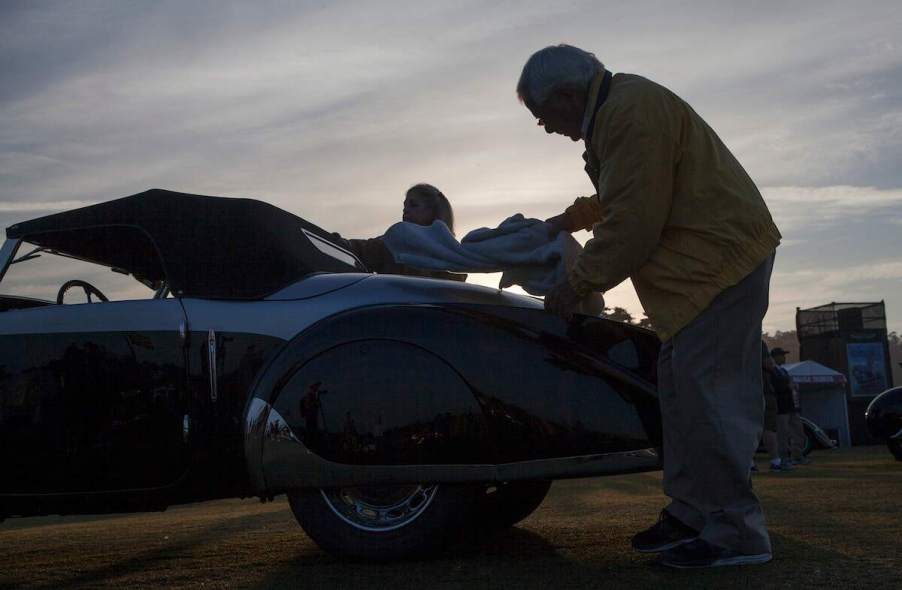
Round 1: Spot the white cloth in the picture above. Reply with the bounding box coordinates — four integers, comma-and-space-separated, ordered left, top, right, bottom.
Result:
382, 214, 579, 296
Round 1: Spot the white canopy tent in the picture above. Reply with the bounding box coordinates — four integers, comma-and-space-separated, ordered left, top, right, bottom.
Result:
782, 361, 847, 385
782, 360, 851, 447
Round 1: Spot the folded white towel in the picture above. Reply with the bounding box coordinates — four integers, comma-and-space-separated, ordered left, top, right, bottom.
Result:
382, 214, 582, 296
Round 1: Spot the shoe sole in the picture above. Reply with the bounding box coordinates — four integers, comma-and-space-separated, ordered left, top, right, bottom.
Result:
633, 536, 698, 554
661, 552, 773, 569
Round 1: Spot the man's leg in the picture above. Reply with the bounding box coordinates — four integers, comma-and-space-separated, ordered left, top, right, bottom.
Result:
763, 394, 780, 469
661, 255, 774, 559
776, 413, 792, 462
763, 428, 780, 469
658, 341, 705, 534
630, 341, 705, 553
789, 412, 807, 462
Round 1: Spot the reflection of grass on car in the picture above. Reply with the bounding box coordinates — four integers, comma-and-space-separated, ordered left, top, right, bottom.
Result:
1, 446, 900, 589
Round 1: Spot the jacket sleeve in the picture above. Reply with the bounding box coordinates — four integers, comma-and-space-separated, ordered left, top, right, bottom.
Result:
568, 95, 676, 295
564, 195, 603, 232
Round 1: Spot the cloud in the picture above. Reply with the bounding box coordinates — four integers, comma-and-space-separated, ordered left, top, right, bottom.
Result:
779, 260, 902, 289
1, 0, 901, 333
766, 257, 902, 334
764, 185, 902, 233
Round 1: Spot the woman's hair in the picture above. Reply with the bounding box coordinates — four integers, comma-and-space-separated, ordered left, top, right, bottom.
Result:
407, 183, 455, 234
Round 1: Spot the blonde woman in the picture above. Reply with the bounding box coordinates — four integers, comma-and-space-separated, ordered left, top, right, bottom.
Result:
333, 183, 466, 282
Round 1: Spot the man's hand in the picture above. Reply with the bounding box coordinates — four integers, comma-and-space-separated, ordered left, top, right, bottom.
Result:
544, 213, 572, 237
544, 279, 583, 322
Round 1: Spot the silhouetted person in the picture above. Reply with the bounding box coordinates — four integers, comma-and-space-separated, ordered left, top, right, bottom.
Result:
519, 44, 780, 568
332, 183, 466, 281
763, 342, 789, 472
772, 347, 808, 465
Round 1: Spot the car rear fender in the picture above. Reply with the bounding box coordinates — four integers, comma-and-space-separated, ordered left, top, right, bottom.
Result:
243, 304, 662, 495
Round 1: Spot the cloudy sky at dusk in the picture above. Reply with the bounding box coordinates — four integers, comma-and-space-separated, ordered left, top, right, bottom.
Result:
2, 0, 901, 333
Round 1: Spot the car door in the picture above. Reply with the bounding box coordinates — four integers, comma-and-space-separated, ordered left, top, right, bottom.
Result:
0, 299, 189, 494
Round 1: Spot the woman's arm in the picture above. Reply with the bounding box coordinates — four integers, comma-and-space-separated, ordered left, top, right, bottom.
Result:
330, 234, 391, 273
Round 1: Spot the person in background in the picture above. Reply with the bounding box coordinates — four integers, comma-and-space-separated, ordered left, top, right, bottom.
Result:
763, 342, 791, 472
332, 183, 466, 282
771, 347, 810, 465
519, 44, 780, 568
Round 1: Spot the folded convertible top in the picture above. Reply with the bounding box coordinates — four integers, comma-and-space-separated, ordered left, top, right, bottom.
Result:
6, 189, 362, 299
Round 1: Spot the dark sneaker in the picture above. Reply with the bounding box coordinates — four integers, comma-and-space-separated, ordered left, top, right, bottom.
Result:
769, 461, 792, 472
660, 538, 772, 569
631, 510, 699, 553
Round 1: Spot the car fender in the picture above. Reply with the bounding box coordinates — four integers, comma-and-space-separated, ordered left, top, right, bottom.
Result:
244, 305, 496, 495
243, 304, 662, 495
866, 387, 902, 441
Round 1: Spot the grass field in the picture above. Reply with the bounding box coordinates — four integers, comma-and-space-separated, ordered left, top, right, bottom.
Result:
1, 446, 899, 589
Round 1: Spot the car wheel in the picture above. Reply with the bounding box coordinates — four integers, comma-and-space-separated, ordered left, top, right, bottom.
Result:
474, 480, 552, 529
288, 483, 475, 561
889, 439, 902, 462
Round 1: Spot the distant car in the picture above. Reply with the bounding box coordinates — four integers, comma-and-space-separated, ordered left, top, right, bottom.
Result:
866, 387, 902, 461
0, 189, 663, 560
755, 415, 836, 457
797, 416, 837, 454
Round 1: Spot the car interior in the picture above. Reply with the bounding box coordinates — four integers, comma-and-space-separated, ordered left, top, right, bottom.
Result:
0, 228, 166, 311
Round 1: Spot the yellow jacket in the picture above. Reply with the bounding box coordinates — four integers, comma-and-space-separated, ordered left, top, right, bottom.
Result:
564, 72, 781, 341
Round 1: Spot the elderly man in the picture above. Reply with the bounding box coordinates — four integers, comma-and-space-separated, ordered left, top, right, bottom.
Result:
517, 45, 781, 568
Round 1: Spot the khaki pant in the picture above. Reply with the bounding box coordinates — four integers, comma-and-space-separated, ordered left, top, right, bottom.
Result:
777, 411, 806, 461
659, 254, 773, 555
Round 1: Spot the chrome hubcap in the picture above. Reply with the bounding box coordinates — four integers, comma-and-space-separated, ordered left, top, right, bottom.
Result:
321, 484, 438, 532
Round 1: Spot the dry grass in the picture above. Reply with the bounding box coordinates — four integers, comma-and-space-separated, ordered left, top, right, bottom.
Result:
2, 446, 900, 590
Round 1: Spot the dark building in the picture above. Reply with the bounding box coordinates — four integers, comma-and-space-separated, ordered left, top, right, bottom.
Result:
796, 302, 894, 445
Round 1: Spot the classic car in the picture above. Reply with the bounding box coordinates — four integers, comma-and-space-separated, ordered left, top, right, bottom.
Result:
776, 416, 836, 456
0, 189, 663, 560
866, 386, 902, 461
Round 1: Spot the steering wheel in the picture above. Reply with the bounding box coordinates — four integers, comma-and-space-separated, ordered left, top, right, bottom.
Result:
56, 280, 109, 304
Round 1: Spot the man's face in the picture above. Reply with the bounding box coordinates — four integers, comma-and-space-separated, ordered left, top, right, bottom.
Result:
529, 90, 585, 142
774, 353, 787, 366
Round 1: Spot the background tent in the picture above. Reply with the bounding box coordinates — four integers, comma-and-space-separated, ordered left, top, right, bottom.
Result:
783, 361, 851, 447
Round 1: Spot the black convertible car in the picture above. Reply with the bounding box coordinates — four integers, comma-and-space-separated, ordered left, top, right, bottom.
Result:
0, 189, 663, 559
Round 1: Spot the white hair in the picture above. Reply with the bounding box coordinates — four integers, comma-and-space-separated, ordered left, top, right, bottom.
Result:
517, 44, 605, 111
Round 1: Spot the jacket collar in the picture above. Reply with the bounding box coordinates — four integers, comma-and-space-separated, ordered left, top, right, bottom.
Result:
581, 69, 613, 143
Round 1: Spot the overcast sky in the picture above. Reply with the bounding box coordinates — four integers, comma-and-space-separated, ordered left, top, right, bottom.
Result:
2, 0, 901, 333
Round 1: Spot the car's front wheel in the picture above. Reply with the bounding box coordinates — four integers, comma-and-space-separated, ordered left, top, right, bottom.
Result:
288, 483, 475, 560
